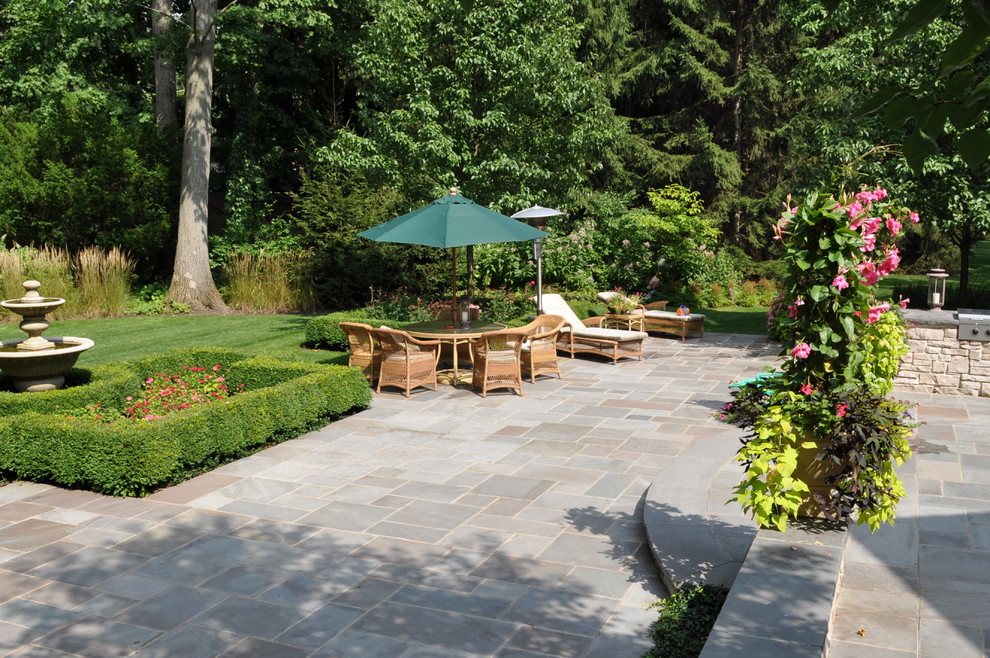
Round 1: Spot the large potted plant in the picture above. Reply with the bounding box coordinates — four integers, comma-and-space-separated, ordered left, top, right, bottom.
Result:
720, 188, 920, 531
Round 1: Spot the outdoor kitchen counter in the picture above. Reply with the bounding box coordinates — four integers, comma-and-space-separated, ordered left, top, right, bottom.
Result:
896, 308, 990, 397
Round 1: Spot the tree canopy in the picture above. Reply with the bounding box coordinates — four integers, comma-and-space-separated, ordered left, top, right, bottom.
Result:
1, 0, 987, 308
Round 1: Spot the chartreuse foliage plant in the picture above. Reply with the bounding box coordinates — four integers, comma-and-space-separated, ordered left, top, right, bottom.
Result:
721, 188, 919, 531
0, 348, 371, 496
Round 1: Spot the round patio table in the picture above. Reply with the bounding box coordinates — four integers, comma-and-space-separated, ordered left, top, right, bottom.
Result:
401, 320, 506, 386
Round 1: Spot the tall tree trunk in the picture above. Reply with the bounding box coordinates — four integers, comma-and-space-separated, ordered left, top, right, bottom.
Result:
958, 222, 972, 308
152, 0, 178, 129
169, 0, 226, 311
729, 0, 746, 244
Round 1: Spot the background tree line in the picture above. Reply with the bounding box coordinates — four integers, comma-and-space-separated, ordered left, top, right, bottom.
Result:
0, 0, 987, 310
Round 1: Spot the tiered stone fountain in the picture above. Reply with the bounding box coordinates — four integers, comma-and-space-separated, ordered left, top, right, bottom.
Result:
0, 280, 94, 392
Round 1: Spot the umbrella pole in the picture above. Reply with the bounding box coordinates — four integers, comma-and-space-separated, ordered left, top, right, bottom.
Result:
467, 245, 474, 300
451, 247, 458, 318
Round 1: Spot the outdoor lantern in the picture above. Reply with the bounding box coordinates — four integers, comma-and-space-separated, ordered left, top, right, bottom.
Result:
927, 267, 949, 311
458, 297, 472, 329
511, 205, 564, 315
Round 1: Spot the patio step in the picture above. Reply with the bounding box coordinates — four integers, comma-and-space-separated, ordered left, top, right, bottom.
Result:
642, 453, 849, 657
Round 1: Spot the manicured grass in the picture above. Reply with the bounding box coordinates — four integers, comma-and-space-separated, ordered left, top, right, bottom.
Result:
0, 314, 348, 368
971, 240, 990, 279
696, 307, 772, 336
0, 304, 776, 372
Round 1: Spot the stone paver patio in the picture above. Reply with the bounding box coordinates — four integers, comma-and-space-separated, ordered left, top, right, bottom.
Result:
0, 332, 987, 657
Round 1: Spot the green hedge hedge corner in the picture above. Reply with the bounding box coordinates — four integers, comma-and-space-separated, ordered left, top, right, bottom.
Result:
0, 347, 371, 497
304, 311, 387, 350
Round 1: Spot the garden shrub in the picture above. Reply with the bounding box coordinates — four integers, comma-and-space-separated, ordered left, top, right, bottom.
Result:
0, 348, 371, 496
0, 93, 174, 274
0, 366, 143, 412
643, 585, 729, 658
304, 311, 388, 350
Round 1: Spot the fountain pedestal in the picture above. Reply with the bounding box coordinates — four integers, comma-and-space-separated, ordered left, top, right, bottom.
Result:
0, 280, 94, 392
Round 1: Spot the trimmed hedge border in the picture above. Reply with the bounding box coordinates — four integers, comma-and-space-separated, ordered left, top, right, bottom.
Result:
303, 311, 387, 350
0, 348, 372, 496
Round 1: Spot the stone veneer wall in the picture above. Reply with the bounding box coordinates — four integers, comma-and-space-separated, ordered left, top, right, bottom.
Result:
894, 309, 990, 397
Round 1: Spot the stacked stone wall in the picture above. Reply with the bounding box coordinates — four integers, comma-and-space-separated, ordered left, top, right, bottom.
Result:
895, 324, 990, 397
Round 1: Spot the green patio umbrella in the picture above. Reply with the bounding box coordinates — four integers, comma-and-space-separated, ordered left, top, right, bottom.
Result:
358, 189, 549, 312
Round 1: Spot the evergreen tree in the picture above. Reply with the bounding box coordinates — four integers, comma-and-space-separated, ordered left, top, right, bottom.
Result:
616, 0, 800, 253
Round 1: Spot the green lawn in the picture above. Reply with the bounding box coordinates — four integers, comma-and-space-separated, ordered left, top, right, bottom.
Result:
971, 240, 990, 279
696, 307, 771, 336
0, 314, 348, 368
1, 307, 775, 371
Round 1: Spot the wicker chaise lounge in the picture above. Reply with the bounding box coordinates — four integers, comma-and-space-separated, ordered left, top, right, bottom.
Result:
540, 294, 647, 364
596, 291, 705, 341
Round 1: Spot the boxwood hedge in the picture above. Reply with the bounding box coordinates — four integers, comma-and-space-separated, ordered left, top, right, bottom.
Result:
303, 311, 388, 350
0, 347, 371, 496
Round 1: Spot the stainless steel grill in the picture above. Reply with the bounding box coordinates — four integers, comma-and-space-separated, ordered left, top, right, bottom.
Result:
958, 309, 990, 342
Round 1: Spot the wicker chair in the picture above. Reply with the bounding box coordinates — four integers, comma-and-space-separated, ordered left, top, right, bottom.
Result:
371, 328, 442, 396
339, 322, 380, 383
519, 314, 565, 382
470, 329, 527, 397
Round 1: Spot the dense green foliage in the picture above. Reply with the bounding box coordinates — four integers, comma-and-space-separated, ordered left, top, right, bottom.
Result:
0, 94, 174, 272
1, 0, 987, 307
0, 348, 371, 496
643, 585, 729, 658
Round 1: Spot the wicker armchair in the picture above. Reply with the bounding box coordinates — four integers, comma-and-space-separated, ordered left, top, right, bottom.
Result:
519, 314, 565, 382
339, 322, 380, 383
470, 329, 527, 397
371, 328, 442, 396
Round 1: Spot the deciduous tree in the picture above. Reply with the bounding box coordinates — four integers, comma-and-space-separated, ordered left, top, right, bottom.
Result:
170, 0, 226, 310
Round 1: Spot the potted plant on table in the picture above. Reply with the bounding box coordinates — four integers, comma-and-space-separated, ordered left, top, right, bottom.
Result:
605, 288, 644, 314
719, 187, 920, 531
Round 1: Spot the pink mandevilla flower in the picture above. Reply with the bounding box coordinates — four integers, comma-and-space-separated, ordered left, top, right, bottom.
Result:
861, 217, 881, 233
791, 342, 812, 359
900, 298, 910, 309
860, 233, 877, 252
867, 302, 891, 324
878, 249, 900, 276
858, 261, 880, 285
886, 217, 902, 236
832, 275, 850, 291
909, 212, 920, 223
800, 384, 814, 395
836, 403, 848, 418
845, 201, 863, 218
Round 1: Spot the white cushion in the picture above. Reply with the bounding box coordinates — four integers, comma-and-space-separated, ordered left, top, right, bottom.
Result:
537, 294, 587, 329
562, 326, 647, 342
643, 311, 706, 321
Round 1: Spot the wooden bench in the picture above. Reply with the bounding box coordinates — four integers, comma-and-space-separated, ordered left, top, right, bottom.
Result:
641, 310, 706, 340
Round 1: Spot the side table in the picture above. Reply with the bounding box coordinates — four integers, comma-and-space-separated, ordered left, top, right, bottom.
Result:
603, 312, 645, 331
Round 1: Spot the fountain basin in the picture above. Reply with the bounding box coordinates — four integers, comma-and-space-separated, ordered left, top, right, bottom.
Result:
0, 337, 95, 392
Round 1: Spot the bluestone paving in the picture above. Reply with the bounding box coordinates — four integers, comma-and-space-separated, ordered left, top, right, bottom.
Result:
0, 332, 986, 655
